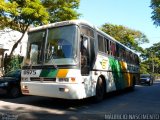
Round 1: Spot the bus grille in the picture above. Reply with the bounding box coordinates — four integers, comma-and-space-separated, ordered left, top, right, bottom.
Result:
30, 77, 56, 82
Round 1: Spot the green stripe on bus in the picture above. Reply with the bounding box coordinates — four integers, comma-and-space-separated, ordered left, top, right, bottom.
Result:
109, 58, 127, 90
40, 69, 58, 77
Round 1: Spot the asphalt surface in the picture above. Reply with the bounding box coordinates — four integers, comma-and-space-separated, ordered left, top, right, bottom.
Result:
0, 80, 160, 120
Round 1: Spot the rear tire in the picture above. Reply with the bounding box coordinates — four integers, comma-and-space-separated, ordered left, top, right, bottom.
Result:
148, 81, 151, 86
130, 77, 135, 91
95, 77, 105, 102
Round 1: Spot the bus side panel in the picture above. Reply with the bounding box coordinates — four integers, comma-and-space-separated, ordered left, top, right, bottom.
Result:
93, 54, 117, 92
93, 53, 138, 93
109, 58, 135, 90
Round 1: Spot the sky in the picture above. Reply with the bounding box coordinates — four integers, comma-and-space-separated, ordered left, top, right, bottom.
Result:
77, 0, 160, 48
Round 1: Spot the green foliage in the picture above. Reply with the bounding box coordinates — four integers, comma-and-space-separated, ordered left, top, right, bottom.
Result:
147, 42, 160, 58
0, 0, 9, 29
140, 42, 160, 75
21, 0, 49, 25
140, 62, 149, 74
100, 23, 149, 52
6, 0, 49, 32
4, 55, 23, 74
150, 0, 160, 26
1, 0, 80, 56
42, 0, 80, 23
1, 0, 50, 56
1, 0, 81, 31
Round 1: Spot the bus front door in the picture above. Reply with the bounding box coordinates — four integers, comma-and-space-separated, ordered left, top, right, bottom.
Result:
81, 36, 90, 75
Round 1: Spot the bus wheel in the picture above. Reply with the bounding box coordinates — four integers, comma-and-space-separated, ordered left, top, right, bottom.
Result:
130, 77, 136, 91
95, 77, 105, 102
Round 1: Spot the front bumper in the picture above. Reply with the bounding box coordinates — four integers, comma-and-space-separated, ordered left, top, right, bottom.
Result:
21, 82, 88, 99
140, 79, 150, 84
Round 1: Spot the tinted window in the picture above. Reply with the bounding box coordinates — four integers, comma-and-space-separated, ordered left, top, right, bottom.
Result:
116, 44, 120, 58
104, 38, 109, 54
90, 38, 95, 66
98, 35, 105, 52
110, 41, 116, 56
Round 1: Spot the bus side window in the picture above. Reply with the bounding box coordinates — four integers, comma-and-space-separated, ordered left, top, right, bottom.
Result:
98, 35, 105, 52
112, 42, 116, 56
136, 55, 140, 65
123, 49, 126, 61
119, 47, 125, 61
80, 25, 95, 68
131, 53, 134, 64
110, 41, 116, 56
129, 52, 132, 63
90, 38, 95, 67
109, 41, 112, 55
131, 54, 134, 64
116, 44, 119, 58
126, 51, 129, 62
104, 38, 109, 54
135, 55, 137, 65
133, 54, 135, 64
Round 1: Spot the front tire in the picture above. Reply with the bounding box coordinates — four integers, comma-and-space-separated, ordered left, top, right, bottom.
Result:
8, 87, 21, 98
95, 77, 105, 102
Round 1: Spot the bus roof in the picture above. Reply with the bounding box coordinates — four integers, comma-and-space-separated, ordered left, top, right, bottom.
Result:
28, 19, 138, 55
28, 20, 95, 32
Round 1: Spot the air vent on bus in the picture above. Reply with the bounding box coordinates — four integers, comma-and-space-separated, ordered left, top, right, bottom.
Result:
30, 77, 56, 82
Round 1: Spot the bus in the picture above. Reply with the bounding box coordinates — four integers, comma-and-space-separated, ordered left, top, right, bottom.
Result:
21, 20, 139, 101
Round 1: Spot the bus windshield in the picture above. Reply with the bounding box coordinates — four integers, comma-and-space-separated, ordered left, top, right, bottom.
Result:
45, 25, 78, 65
24, 25, 78, 66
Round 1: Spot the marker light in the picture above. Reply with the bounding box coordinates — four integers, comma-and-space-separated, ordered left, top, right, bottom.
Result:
58, 77, 76, 83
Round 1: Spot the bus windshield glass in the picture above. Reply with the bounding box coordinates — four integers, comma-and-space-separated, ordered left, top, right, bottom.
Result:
45, 25, 77, 65
24, 25, 78, 66
25, 30, 45, 65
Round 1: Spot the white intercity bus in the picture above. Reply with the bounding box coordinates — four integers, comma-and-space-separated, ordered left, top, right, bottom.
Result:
21, 20, 139, 101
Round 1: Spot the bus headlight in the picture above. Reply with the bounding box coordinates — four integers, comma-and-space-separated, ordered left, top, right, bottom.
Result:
146, 78, 150, 82
0, 82, 8, 87
59, 88, 69, 92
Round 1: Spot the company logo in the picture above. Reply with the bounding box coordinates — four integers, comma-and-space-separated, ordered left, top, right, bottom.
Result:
100, 59, 108, 69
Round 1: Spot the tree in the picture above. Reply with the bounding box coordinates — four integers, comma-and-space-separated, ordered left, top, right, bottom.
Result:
147, 42, 160, 58
140, 42, 160, 74
42, 0, 80, 23
0, 0, 8, 29
1, 0, 49, 56
150, 0, 160, 26
100, 23, 149, 52
1, 0, 81, 56
146, 42, 160, 74
140, 62, 149, 74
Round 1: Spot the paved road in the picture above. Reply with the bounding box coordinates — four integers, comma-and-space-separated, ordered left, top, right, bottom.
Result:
0, 80, 160, 120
